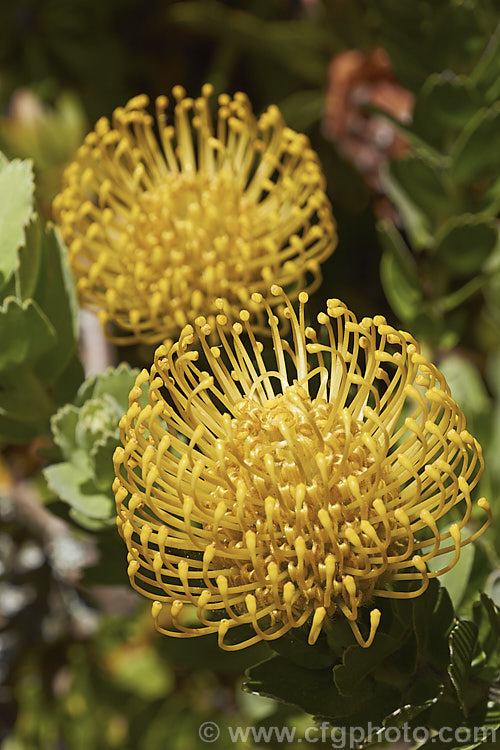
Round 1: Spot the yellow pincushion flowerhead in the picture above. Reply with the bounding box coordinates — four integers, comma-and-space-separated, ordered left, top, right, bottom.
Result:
113, 288, 491, 650
53, 85, 337, 344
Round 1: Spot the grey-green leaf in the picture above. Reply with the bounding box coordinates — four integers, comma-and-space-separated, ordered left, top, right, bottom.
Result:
75, 363, 141, 411
51, 404, 81, 462
44, 462, 114, 520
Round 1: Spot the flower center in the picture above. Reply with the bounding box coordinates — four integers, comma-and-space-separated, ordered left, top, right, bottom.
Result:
119, 170, 275, 312
208, 383, 401, 623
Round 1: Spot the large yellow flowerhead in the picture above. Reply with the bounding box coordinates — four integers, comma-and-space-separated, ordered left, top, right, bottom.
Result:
53, 85, 336, 344
113, 289, 491, 650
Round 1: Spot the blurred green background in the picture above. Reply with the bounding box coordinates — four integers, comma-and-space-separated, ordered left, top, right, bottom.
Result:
2, 1, 500, 748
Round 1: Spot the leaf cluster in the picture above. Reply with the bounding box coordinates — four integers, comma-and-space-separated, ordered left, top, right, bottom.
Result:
0, 152, 82, 443
375, 8, 500, 348
44, 364, 144, 530
244, 584, 500, 749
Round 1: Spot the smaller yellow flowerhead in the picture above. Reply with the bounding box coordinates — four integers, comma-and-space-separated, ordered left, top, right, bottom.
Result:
53, 85, 336, 344
113, 289, 491, 650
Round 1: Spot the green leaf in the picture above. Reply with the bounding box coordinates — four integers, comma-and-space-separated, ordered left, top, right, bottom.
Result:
380, 675, 444, 738
244, 647, 409, 728
0, 296, 57, 373
373, 0, 486, 91
14, 216, 43, 301
440, 277, 487, 314
0, 413, 43, 442
450, 103, 500, 185
471, 20, 500, 103
0, 417, 49, 443
448, 619, 478, 716
333, 633, 401, 697
167, 1, 332, 86
378, 222, 422, 322
475, 175, 500, 216
380, 250, 421, 322
244, 654, 368, 719
270, 627, 336, 670
0, 372, 54, 441
381, 167, 431, 248
33, 224, 79, 382
44, 462, 114, 521
412, 578, 441, 659
473, 593, 500, 671
51, 352, 85, 408
417, 700, 500, 750
68, 508, 115, 531
0, 157, 35, 290
412, 74, 481, 151
324, 612, 358, 657
433, 215, 498, 276
481, 702, 500, 731
382, 154, 451, 247
426, 585, 456, 671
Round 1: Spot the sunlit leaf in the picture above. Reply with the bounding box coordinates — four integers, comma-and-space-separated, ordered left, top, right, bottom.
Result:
0, 156, 34, 290
44, 462, 114, 520
75, 363, 141, 411
15, 216, 43, 300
